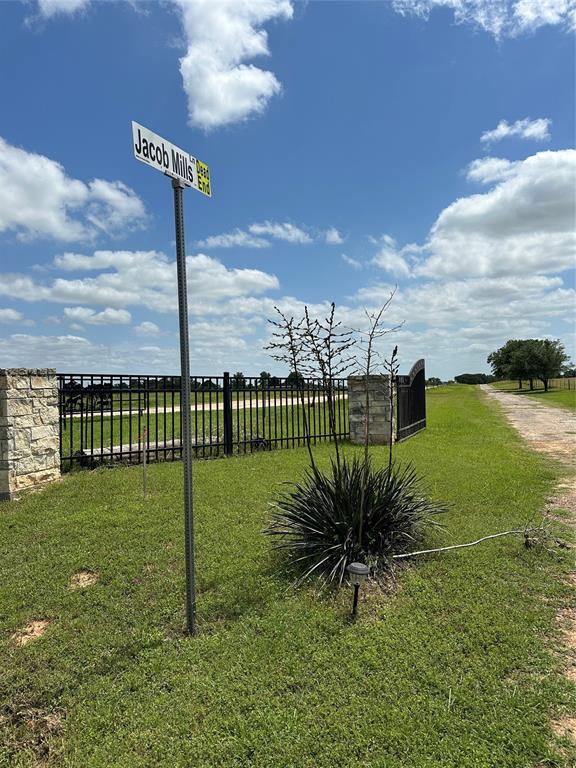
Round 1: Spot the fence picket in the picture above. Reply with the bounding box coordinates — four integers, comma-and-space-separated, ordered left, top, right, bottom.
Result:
57, 373, 349, 469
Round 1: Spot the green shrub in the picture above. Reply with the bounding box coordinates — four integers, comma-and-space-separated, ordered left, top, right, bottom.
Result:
266, 456, 446, 584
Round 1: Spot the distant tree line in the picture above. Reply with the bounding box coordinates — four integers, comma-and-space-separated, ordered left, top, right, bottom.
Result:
62, 371, 322, 395
454, 373, 497, 385
487, 338, 571, 392
231, 371, 307, 389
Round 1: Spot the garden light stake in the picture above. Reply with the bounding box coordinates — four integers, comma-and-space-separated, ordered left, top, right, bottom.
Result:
347, 562, 370, 618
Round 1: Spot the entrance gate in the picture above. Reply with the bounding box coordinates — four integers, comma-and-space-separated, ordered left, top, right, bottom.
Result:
396, 359, 426, 441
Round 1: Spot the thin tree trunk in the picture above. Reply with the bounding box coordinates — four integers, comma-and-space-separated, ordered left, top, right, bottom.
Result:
364, 371, 370, 466
324, 378, 340, 471
388, 375, 394, 471
299, 381, 316, 472
358, 352, 372, 548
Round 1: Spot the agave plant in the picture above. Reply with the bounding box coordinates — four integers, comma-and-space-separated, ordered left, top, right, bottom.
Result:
266, 456, 446, 585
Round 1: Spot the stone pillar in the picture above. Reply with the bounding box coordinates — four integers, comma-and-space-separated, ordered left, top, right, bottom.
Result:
0, 369, 60, 501
348, 375, 393, 445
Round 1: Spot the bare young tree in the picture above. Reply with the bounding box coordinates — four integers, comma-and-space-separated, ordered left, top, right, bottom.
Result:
266, 308, 317, 471
266, 302, 357, 472
302, 303, 356, 470
266, 297, 400, 486
383, 345, 399, 470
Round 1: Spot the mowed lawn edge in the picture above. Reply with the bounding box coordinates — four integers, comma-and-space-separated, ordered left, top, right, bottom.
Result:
0, 385, 574, 767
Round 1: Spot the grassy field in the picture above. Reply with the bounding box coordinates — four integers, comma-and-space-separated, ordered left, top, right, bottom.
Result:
1, 386, 574, 767
491, 381, 576, 413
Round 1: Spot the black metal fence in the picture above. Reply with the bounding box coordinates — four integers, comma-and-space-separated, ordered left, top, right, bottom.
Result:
57, 373, 349, 470
396, 359, 426, 441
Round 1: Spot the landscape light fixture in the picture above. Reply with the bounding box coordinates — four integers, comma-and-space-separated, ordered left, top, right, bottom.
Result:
347, 561, 370, 619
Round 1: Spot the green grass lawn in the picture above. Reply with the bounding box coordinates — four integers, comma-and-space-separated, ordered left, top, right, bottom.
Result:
491, 381, 576, 413
1, 386, 574, 767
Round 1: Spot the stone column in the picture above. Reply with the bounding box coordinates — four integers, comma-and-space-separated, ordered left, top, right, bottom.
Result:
348, 375, 393, 445
0, 369, 60, 501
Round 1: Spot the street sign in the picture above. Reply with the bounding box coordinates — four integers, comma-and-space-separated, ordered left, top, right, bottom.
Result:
132, 121, 211, 197
131, 120, 213, 635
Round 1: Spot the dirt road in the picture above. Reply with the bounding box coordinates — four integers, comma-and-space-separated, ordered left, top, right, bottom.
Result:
481, 386, 575, 465
481, 385, 575, 747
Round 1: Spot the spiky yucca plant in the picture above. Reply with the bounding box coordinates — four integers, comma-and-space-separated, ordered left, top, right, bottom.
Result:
266, 457, 446, 585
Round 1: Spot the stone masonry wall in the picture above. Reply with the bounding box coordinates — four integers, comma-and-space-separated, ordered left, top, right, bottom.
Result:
348, 375, 393, 445
0, 369, 60, 501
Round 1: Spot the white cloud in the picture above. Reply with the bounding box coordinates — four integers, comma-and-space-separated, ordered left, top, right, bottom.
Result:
0, 250, 279, 315
249, 221, 313, 244
391, 0, 576, 38
190, 319, 252, 338
35, 0, 90, 18
196, 221, 327, 248
481, 117, 552, 144
32, 1, 293, 131
0, 328, 263, 374
398, 275, 572, 326
63, 306, 132, 325
341, 254, 363, 270
174, 0, 294, 130
466, 157, 518, 184
0, 333, 94, 371
84, 179, 146, 235
0, 275, 53, 303
513, 0, 576, 34
2, 269, 573, 378
371, 235, 413, 278
324, 227, 345, 245
0, 308, 25, 324
190, 253, 279, 303
135, 321, 161, 336
252, 276, 574, 379
418, 149, 576, 278
0, 332, 178, 373
0, 136, 146, 243
195, 230, 270, 249
54, 250, 149, 271
351, 273, 575, 376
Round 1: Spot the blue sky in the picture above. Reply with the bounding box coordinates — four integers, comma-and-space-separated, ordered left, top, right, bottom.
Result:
0, 0, 574, 379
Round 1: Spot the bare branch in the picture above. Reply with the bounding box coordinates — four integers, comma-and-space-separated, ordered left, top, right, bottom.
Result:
391, 526, 548, 560
264, 307, 316, 470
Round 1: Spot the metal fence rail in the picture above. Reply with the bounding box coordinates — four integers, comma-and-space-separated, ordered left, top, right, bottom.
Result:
496, 377, 576, 391
57, 373, 349, 470
517, 377, 576, 391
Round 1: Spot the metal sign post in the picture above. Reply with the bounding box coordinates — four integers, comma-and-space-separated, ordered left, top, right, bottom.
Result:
173, 177, 196, 634
132, 121, 211, 636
